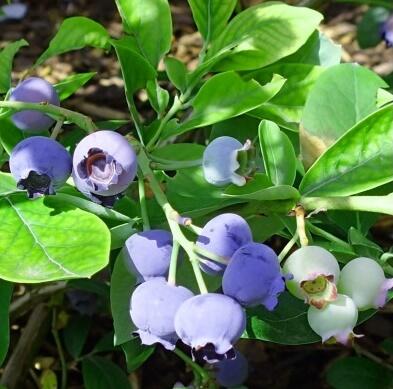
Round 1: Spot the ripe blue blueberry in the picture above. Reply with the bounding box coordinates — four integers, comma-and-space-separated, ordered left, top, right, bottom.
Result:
10, 77, 60, 133
283, 246, 340, 309
307, 294, 359, 345
125, 230, 173, 283
196, 213, 252, 275
202, 136, 252, 187
338, 257, 393, 311
213, 350, 248, 388
10, 136, 72, 198
174, 293, 246, 363
381, 15, 393, 47
223, 242, 288, 310
72, 130, 137, 206
130, 278, 194, 350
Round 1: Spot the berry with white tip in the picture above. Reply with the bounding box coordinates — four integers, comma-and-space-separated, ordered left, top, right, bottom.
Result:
338, 257, 393, 311
307, 294, 359, 344
10, 77, 60, 133
202, 136, 253, 187
130, 278, 193, 350
10, 136, 72, 198
124, 229, 173, 283
72, 130, 137, 206
174, 293, 246, 363
283, 246, 340, 309
223, 242, 289, 310
196, 213, 252, 275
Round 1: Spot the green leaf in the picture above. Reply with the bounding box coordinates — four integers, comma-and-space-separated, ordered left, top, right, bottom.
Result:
164, 57, 187, 92
110, 223, 136, 250
243, 292, 320, 345
224, 173, 300, 202
348, 227, 383, 258
187, 0, 237, 42
110, 249, 136, 346
247, 215, 285, 242
82, 356, 131, 389
326, 356, 393, 389
282, 31, 341, 67
0, 172, 20, 196
111, 37, 157, 95
146, 80, 169, 116
259, 120, 297, 186
247, 63, 324, 127
0, 281, 13, 366
115, 0, 172, 67
211, 115, 261, 143
40, 369, 57, 389
36, 17, 110, 66
151, 143, 204, 161
300, 105, 393, 196
207, 3, 323, 71
301, 63, 387, 168
54, 72, 96, 101
0, 39, 28, 93
0, 193, 110, 282
121, 337, 154, 372
163, 72, 285, 139
358, 8, 390, 49
63, 315, 91, 359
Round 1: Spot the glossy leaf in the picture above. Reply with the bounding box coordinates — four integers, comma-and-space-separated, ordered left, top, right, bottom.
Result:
211, 115, 261, 143
0, 172, 20, 196
122, 337, 155, 372
259, 120, 297, 186
0, 281, 13, 366
54, 72, 96, 101
0, 193, 110, 282
82, 356, 131, 389
115, 0, 172, 67
326, 357, 393, 389
207, 3, 323, 71
301, 63, 387, 167
110, 223, 136, 250
164, 57, 187, 92
163, 72, 285, 139
110, 249, 136, 346
187, 0, 237, 42
36, 17, 110, 65
300, 105, 393, 196
146, 80, 169, 115
0, 39, 28, 93
112, 37, 157, 95
151, 143, 204, 161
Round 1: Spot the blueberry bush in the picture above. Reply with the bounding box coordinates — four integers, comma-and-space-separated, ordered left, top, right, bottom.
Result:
1, 0, 393, 388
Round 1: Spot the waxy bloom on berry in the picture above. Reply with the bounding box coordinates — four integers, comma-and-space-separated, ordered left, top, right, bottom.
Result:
130, 278, 193, 350
72, 130, 137, 206
174, 293, 246, 363
10, 136, 72, 198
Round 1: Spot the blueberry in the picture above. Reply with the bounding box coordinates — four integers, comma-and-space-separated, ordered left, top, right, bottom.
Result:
72, 130, 137, 206
223, 242, 288, 310
10, 77, 60, 133
283, 246, 340, 309
381, 15, 393, 47
130, 277, 194, 350
213, 350, 248, 388
196, 213, 252, 275
202, 136, 252, 187
10, 136, 72, 198
307, 294, 359, 345
338, 257, 393, 311
174, 293, 246, 363
125, 230, 173, 283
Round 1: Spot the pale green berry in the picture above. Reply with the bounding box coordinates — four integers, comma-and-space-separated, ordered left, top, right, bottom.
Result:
338, 257, 393, 311
307, 294, 359, 344
283, 246, 340, 308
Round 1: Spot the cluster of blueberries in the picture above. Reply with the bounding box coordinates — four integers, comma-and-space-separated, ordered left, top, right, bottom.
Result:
8, 77, 138, 206
125, 213, 288, 387
283, 246, 393, 344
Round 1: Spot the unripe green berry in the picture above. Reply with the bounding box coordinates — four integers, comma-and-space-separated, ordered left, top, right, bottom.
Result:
307, 294, 359, 344
338, 257, 393, 311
